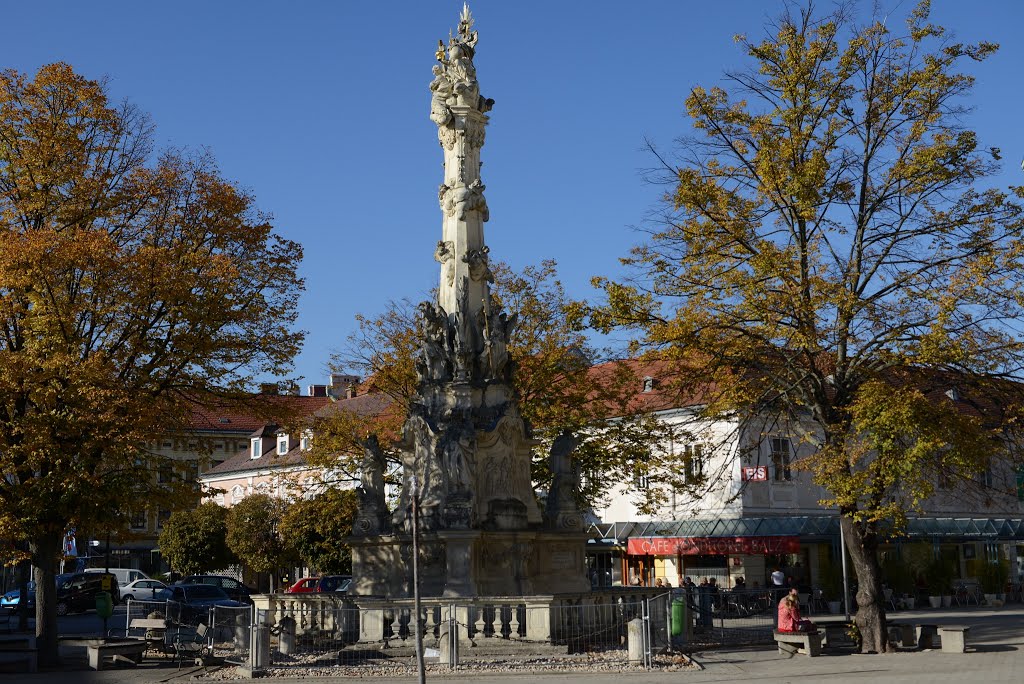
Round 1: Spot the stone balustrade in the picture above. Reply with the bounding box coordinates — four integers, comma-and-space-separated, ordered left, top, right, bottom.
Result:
251, 588, 665, 647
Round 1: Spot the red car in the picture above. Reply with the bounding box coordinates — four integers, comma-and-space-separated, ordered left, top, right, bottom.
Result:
285, 577, 319, 593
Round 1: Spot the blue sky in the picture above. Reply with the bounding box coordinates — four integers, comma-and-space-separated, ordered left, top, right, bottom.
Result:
2, 1, 1021, 388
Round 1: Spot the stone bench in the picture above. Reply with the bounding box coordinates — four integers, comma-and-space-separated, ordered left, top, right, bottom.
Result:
87, 640, 148, 671
886, 622, 916, 647
938, 625, 970, 653
915, 624, 938, 649
774, 630, 822, 657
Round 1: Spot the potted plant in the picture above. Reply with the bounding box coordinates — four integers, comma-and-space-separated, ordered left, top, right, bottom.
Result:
925, 559, 953, 608
979, 561, 1009, 606
882, 557, 914, 610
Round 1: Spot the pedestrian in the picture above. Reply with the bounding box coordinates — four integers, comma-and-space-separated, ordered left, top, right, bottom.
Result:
778, 587, 816, 632
697, 578, 713, 628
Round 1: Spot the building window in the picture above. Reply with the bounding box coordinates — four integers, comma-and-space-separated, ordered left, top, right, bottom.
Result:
634, 458, 650, 491
231, 485, 245, 504
937, 460, 953, 489
158, 465, 174, 483
300, 431, 312, 452
978, 468, 993, 489
683, 444, 705, 482
277, 434, 289, 455
156, 509, 171, 529
130, 510, 147, 530
251, 438, 262, 459
770, 437, 792, 482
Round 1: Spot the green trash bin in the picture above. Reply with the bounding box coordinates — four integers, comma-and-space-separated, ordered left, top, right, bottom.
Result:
671, 596, 687, 636
95, 591, 114, 619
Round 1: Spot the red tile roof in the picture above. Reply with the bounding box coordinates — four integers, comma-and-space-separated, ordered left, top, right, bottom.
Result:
187, 395, 332, 434
200, 391, 395, 477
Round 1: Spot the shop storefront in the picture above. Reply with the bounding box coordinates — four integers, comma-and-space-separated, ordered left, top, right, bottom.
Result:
589, 516, 1024, 595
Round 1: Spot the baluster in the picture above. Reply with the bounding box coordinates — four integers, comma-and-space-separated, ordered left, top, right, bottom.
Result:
431, 605, 442, 640
384, 608, 397, 644
474, 604, 486, 639
509, 603, 521, 640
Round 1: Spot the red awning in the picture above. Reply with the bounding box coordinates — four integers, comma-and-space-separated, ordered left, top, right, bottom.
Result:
626, 536, 801, 556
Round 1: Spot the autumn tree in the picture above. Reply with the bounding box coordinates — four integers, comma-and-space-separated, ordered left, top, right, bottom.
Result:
594, 1, 1024, 652
225, 494, 295, 591
312, 260, 677, 512
279, 488, 359, 575
158, 502, 236, 576
0, 64, 303, 663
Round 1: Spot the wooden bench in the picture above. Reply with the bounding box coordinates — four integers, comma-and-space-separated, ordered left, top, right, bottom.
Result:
938, 625, 970, 653
774, 630, 822, 657
130, 618, 169, 649
87, 640, 148, 671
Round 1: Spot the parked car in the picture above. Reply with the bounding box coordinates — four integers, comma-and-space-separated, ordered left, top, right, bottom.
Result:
176, 575, 254, 604
316, 575, 352, 593
84, 567, 150, 587
286, 577, 319, 594
1, 581, 36, 612
120, 578, 167, 602
55, 571, 121, 616
4, 572, 121, 615
153, 584, 247, 624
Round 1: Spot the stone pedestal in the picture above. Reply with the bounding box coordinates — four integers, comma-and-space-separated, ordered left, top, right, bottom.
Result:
439, 530, 480, 597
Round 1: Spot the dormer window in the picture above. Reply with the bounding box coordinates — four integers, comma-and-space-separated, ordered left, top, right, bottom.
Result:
643, 376, 655, 393
277, 434, 289, 455
300, 430, 312, 452
250, 437, 262, 459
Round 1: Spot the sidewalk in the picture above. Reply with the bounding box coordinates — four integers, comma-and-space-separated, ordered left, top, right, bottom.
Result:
7, 604, 1024, 683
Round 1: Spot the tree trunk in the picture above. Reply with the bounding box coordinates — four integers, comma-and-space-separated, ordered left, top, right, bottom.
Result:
15, 558, 30, 632
840, 515, 889, 653
31, 530, 63, 666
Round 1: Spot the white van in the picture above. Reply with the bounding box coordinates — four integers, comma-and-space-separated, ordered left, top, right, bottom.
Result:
84, 567, 150, 587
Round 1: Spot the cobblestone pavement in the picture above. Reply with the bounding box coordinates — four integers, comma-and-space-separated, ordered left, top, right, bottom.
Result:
7, 604, 1023, 683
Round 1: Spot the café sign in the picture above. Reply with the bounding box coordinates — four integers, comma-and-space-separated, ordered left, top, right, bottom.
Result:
626, 535, 800, 556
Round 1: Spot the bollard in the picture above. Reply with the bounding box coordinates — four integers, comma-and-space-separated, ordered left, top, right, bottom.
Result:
279, 616, 297, 655
439, 618, 459, 667
627, 618, 645, 664
248, 624, 270, 671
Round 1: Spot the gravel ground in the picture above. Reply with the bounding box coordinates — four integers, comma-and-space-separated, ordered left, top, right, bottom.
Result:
194, 650, 696, 679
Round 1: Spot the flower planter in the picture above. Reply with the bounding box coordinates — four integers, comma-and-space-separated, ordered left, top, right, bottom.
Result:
928, 596, 942, 608
941, 595, 952, 608
903, 597, 915, 610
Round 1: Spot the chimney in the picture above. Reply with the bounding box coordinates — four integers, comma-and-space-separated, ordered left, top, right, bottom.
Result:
259, 383, 279, 395
307, 384, 328, 397
346, 384, 357, 399
328, 374, 360, 400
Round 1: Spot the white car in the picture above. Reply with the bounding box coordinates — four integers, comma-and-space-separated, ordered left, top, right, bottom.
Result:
120, 579, 167, 602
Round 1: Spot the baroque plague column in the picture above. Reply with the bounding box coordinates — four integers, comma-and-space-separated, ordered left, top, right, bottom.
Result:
349, 6, 589, 598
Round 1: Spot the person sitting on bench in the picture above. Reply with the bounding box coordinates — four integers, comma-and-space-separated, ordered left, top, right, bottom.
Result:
778, 588, 816, 632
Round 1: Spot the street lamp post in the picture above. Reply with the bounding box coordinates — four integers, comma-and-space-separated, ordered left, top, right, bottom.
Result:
839, 515, 851, 621
411, 476, 425, 684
